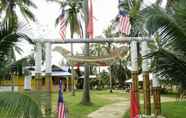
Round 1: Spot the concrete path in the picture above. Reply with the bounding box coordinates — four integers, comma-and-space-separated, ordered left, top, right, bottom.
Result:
88, 95, 177, 118
88, 101, 129, 118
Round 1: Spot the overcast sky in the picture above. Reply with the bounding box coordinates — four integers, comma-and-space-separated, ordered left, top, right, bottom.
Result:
16, 0, 165, 65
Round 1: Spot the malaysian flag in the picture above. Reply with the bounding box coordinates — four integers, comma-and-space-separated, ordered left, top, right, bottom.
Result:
59, 9, 67, 40
57, 80, 65, 118
118, 4, 131, 35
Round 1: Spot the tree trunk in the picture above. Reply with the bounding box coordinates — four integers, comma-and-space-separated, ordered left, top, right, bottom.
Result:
71, 42, 75, 96
143, 72, 151, 115
152, 73, 161, 117
81, 43, 91, 105
81, 0, 91, 105
153, 87, 161, 117
109, 68, 112, 93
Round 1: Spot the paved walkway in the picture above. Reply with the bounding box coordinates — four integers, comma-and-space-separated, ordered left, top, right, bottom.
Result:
88, 101, 129, 118
88, 96, 176, 118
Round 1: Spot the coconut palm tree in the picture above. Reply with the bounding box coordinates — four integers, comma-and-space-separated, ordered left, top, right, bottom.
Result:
0, 0, 36, 26
47, 0, 84, 96
145, 0, 186, 88
145, 0, 186, 115
0, 22, 33, 78
0, 92, 42, 118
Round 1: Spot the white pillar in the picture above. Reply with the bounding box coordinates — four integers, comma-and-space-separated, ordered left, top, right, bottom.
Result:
24, 75, 32, 90
35, 42, 42, 73
152, 73, 160, 87
130, 41, 138, 71
45, 42, 52, 74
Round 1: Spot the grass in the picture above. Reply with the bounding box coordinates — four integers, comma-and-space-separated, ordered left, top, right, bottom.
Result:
51, 90, 128, 118
123, 101, 186, 118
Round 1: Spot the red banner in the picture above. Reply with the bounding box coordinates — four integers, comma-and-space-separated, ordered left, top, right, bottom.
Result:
130, 86, 140, 118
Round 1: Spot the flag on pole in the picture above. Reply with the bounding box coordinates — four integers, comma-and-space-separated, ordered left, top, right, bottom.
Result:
77, 16, 83, 38
87, 0, 93, 39
130, 86, 140, 118
118, 1, 131, 35
57, 80, 65, 118
59, 9, 67, 40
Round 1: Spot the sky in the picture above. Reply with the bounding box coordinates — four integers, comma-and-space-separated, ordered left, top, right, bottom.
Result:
16, 0, 165, 65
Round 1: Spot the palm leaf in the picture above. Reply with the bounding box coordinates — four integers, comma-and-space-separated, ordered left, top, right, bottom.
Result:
0, 92, 42, 118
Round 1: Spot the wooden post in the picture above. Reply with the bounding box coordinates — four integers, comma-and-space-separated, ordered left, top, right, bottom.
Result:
67, 77, 69, 91
72, 67, 75, 96
141, 41, 151, 115
152, 73, 161, 117
130, 41, 140, 109
109, 67, 112, 93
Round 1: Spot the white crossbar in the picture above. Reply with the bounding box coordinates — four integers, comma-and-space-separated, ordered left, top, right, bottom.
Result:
33, 37, 151, 44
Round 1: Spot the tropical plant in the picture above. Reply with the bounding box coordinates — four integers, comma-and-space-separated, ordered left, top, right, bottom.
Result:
0, 92, 42, 118
48, 0, 84, 96
0, 22, 33, 78
0, 0, 36, 25
111, 60, 131, 89
145, 0, 186, 90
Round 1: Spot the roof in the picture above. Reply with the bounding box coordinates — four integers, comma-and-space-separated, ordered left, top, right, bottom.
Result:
25, 64, 71, 77
31, 71, 71, 77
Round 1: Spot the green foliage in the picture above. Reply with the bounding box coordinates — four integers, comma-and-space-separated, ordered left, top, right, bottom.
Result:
111, 60, 131, 88
0, 0, 36, 25
145, 0, 186, 86
0, 92, 42, 118
49, 0, 84, 38
0, 22, 33, 78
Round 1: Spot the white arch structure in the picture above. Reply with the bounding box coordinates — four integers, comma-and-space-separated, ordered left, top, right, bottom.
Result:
34, 37, 158, 116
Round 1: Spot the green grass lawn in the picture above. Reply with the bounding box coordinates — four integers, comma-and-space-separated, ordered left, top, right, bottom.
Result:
52, 90, 128, 118
123, 101, 186, 118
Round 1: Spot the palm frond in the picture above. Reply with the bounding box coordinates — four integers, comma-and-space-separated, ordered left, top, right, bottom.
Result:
0, 92, 42, 118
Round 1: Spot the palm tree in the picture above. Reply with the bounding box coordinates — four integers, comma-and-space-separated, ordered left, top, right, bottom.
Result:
48, 0, 83, 96
0, 92, 42, 118
0, 0, 36, 26
145, 0, 186, 115
81, 0, 91, 105
145, 0, 186, 84
0, 22, 33, 78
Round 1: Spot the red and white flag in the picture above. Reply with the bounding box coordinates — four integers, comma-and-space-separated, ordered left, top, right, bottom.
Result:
59, 9, 67, 40
118, 8, 131, 35
57, 80, 66, 118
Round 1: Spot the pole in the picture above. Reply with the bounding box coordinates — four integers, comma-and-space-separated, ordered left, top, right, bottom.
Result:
34, 37, 150, 44
81, 0, 91, 105
109, 67, 112, 93
141, 41, 151, 115
130, 40, 140, 116
45, 42, 52, 116
71, 43, 75, 96
35, 42, 42, 90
